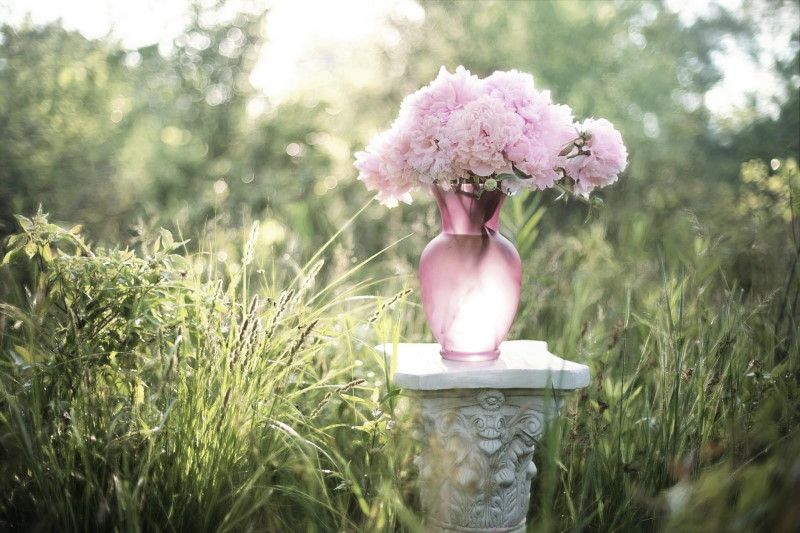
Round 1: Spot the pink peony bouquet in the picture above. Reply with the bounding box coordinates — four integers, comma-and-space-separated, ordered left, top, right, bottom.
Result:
354, 66, 628, 207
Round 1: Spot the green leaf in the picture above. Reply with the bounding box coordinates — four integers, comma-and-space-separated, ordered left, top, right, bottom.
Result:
512, 165, 531, 179
159, 229, 174, 250
14, 215, 33, 232
379, 388, 402, 404
40, 224, 64, 234
134, 379, 145, 406
340, 393, 370, 406
2, 235, 27, 263
13, 345, 34, 365
6, 234, 24, 247
41, 244, 53, 263
559, 142, 575, 157
495, 173, 517, 181
24, 241, 37, 258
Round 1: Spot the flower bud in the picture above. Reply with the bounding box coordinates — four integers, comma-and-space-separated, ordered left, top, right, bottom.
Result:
484, 178, 498, 191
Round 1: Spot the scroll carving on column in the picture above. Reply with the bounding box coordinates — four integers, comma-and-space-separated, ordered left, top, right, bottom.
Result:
413, 389, 561, 532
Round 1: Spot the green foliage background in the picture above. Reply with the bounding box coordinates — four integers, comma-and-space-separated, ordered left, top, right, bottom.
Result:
1, 0, 799, 531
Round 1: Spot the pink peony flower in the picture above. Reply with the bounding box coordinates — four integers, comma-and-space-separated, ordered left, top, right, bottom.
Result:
486, 75, 576, 190
565, 118, 628, 195
352, 66, 627, 206
399, 66, 483, 125
398, 66, 483, 184
354, 124, 418, 207
514, 101, 576, 190
443, 94, 524, 177
484, 69, 538, 116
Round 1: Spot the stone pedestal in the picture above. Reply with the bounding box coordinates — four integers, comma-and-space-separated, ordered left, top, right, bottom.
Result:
379, 340, 590, 533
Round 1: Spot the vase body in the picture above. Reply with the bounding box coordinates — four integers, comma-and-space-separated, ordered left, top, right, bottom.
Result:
419, 184, 522, 361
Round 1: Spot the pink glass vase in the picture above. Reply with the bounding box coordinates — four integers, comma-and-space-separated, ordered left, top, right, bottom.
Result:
419, 184, 522, 361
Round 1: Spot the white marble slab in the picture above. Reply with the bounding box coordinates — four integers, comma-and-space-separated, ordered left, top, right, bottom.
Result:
378, 340, 590, 391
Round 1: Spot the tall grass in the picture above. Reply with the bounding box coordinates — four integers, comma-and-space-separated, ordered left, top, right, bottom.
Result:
1, 200, 798, 532
0, 211, 419, 532
513, 207, 800, 531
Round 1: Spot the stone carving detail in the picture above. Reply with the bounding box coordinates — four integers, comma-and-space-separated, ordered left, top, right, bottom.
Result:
412, 389, 562, 533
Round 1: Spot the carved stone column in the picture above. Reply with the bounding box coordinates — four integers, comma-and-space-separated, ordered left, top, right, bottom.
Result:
380, 340, 590, 533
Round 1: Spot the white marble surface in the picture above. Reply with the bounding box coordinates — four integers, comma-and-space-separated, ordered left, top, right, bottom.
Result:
378, 340, 591, 391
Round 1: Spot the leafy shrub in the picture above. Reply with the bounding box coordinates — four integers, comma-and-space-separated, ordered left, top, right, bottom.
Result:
0, 211, 417, 532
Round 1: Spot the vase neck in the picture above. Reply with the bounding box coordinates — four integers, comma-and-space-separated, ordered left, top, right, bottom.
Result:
432, 184, 505, 235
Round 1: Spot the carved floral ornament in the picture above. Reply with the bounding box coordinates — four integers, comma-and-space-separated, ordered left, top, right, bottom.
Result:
412, 389, 562, 532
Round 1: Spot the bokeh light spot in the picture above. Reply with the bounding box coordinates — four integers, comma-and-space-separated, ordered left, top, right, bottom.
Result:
213, 179, 228, 195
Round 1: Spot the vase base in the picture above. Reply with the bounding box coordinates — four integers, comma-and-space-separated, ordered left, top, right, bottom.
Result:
440, 348, 501, 362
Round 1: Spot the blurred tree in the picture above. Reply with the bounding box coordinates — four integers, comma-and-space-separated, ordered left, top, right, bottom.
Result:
121, 6, 266, 229
1, 0, 797, 272
0, 23, 134, 237
725, 0, 800, 165
0, 6, 282, 244
299, 0, 799, 279
0, 5, 351, 252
